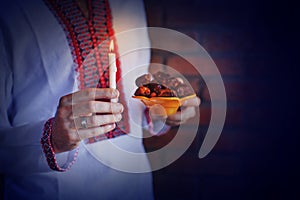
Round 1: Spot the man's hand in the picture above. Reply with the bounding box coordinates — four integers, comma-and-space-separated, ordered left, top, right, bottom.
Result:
149, 96, 201, 127
166, 96, 201, 126
52, 88, 124, 153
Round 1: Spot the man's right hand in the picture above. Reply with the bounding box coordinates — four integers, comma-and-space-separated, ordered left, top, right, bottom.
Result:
52, 88, 124, 153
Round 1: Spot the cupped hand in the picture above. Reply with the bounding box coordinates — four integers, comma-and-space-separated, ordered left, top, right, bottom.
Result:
166, 96, 201, 126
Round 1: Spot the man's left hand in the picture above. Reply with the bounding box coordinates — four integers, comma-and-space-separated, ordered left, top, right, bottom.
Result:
166, 96, 201, 126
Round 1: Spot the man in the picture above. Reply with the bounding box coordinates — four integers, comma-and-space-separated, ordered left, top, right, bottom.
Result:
0, 0, 199, 199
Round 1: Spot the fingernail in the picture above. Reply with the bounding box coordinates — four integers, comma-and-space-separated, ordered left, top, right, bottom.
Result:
118, 104, 124, 112
114, 114, 122, 121
111, 98, 118, 103
108, 123, 115, 129
112, 89, 119, 97
112, 104, 122, 113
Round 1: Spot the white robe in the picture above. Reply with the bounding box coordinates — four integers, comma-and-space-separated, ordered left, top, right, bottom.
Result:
0, 0, 154, 199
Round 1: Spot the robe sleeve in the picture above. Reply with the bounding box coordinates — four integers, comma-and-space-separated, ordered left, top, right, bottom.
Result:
0, 24, 76, 175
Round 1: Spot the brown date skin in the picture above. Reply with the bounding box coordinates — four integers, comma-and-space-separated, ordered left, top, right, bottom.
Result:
144, 83, 165, 94
134, 86, 151, 97
158, 89, 176, 97
135, 74, 152, 86
166, 77, 183, 89
152, 71, 170, 86
134, 71, 195, 98
150, 92, 157, 97
176, 85, 194, 98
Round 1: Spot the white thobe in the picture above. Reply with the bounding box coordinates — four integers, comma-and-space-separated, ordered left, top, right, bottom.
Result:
0, 0, 154, 199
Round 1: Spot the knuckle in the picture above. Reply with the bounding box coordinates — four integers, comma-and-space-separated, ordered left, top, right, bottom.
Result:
72, 105, 81, 117
82, 89, 90, 97
87, 89, 94, 98
59, 96, 67, 105
107, 89, 118, 98
87, 101, 95, 112
102, 89, 109, 97
89, 88, 97, 99
113, 89, 119, 97
90, 116, 97, 125
118, 103, 124, 112
83, 88, 94, 99
57, 107, 66, 118
104, 88, 113, 98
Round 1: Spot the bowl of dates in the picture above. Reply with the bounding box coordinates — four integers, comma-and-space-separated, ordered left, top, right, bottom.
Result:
133, 72, 196, 116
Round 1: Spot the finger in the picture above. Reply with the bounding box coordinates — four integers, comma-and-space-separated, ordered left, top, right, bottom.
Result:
149, 104, 168, 120
167, 111, 183, 122
74, 114, 122, 129
60, 88, 119, 106
77, 123, 116, 140
167, 107, 196, 123
181, 96, 201, 107
166, 119, 182, 126
72, 101, 124, 117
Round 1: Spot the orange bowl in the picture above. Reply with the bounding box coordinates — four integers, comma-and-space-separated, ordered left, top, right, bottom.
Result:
132, 94, 196, 116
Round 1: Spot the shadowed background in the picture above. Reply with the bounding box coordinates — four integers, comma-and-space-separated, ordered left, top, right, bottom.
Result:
0, 0, 298, 199
143, 0, 298, 199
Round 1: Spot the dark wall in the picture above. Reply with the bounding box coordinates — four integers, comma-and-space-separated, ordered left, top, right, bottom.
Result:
0, 176, 2, 200
0, 1, 298, 200
143, 0, 299, 199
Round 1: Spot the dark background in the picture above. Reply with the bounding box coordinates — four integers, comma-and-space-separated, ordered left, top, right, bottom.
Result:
1, 0, 298, 199
143, 0, 299, 199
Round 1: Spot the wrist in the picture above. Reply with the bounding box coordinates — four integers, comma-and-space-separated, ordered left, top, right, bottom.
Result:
50, 119, 61, 154
41, 118, 79, 172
